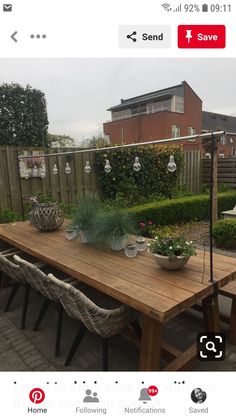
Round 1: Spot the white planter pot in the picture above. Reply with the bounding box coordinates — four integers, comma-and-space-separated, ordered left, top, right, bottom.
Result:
80, 230, 93, 244
152, 253, 190, 270
110, 236, 126, 251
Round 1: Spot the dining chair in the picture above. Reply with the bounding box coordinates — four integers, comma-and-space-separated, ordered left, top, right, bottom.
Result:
48, 273, 139, 371
0, 253, 31, 329
13, 255, 75, 357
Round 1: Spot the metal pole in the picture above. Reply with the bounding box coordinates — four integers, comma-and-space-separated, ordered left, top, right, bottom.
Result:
16, 155, 25, 221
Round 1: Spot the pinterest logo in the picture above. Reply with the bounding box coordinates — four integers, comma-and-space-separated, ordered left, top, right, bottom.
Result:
29, 388, 45, 404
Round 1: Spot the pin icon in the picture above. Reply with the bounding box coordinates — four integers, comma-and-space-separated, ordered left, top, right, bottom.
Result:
29, 388, 45, 404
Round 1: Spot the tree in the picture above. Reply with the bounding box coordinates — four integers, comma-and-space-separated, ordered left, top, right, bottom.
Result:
0, 83, 48, 146
47, 134, 76, 148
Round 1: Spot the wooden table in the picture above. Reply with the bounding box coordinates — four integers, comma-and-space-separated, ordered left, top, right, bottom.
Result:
0, 221, 235, 371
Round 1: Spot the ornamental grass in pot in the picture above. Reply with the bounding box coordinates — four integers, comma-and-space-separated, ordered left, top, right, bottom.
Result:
148, 235, 196, 270
68, 195, 101, 243
93, 209, 137, 250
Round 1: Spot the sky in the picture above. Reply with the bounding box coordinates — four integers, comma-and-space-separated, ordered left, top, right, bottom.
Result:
0, 58, 236, 144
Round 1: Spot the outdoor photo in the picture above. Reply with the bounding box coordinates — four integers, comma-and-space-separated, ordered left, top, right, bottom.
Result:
0, 58, 236, 372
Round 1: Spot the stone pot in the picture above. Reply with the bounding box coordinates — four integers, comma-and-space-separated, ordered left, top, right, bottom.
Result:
110, 236, 126, 251
152, 253, 190, 270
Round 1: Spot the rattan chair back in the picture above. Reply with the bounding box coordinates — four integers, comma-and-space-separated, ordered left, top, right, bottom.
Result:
48, 273, 134, 338
0, 254, 26, 285
13, 255, 60, 303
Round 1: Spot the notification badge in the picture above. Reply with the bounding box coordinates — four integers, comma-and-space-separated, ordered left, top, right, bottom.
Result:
178, 25, 226, 48
29, 388, 45, 404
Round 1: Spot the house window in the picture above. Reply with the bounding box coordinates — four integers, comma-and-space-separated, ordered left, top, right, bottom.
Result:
172, 125, 180, 138
188, 127, 196, 136
220, 135, 226, 145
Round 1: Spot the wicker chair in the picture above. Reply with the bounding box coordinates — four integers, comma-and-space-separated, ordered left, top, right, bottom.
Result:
13, 255, 75, 357
48, 273, 140, 370
0, 253, 31, 329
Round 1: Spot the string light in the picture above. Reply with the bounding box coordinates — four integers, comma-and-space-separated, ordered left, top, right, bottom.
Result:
65, 162, 71, 175
167, 155, 177, 173
133, 156, 141, 172
52, 164, 58, 175
32, 166, 38, 177
40, 169, 46, 179
84, 161, 91, 174
104, 159, 111, 173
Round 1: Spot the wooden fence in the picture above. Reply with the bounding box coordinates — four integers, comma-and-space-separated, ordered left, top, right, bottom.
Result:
0, 146, 202, 215
179, 150, 202, 193
202, 157, 236, 188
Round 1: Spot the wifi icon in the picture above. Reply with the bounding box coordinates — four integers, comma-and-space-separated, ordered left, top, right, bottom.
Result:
161, 3, 172, 11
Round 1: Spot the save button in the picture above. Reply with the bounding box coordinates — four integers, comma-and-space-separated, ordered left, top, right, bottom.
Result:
178, 25, 226, 48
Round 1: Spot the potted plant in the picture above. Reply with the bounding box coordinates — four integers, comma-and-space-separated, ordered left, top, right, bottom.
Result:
148, 235, 196, 270
68, 195, 101, 243
93, 209, 137, 250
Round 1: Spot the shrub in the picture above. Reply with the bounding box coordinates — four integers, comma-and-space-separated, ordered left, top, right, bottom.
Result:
0, 209, 21, 223
95, 145, 184, 201
128, 191, 236, 227
213, 219, 236, 249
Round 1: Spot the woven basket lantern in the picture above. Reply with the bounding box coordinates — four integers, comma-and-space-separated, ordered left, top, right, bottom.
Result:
30, 202, 64, 231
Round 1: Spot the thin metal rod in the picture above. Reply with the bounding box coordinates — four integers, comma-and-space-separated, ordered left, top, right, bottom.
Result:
17, 131, 225, 159
209, 133, 214, 284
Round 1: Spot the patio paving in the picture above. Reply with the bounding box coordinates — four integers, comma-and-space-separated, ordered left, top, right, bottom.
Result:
0, 283, 236, 372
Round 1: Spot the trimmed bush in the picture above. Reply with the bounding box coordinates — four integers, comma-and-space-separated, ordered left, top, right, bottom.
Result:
95, 145, 184, 201
128, 191, 236, 227
213, 219, 236, 249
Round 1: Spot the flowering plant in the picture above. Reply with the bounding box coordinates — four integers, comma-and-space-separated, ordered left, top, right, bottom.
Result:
138, 220, 156, 238
148, 235, 196, 259
25, 156, 44, 169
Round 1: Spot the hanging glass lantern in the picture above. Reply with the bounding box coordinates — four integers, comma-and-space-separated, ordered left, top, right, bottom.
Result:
24, 170, 30, 180
133, 156, 141, 172
32, 166, 38, 177
40, 169, 46, 179
167, 155, 177, 173
104, 159, 111, 173
65, 162, 71, 175
84, 161, 91, 174
52, 164, 58, 175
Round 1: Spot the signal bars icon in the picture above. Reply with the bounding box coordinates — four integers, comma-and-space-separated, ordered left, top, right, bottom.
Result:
173, 4, 182, 12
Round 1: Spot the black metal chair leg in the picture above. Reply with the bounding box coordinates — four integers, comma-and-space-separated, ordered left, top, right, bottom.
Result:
33, 299, 51, 331
131, 320, 142, 341
21, 284, 30, 330
4, 282, 20, 312
55, 304, 64, 357
102, 338, 109, 371
65, 324, 87, 366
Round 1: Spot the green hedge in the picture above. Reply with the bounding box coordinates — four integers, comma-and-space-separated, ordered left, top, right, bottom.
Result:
128, 191, 236, 226
213, 219, 236, 249
95, 145, 184, 201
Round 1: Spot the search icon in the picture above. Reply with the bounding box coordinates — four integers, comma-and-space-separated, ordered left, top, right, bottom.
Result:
205, 341, 217, 352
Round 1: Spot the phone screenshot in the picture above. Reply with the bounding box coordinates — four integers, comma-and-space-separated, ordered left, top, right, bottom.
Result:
0, 1, 235, 417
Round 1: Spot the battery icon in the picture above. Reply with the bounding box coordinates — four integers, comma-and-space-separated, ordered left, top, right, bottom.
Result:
202, 4, 208, 12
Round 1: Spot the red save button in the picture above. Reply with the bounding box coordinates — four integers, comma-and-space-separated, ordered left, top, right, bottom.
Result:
178, 25, 226, 48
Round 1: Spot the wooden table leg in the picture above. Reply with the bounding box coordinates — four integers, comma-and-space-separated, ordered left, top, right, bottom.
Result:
139, 315, 164, 371
229, 299, 236, 345
202, 295, 220, 333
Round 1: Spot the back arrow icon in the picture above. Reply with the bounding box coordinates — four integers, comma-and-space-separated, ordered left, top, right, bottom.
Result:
11, 31, 18, 42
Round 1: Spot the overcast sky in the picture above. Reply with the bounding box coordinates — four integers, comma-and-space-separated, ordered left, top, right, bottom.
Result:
0, 58, 236, 144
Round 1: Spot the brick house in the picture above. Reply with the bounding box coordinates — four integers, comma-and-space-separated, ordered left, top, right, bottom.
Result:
103, 81, 236, 156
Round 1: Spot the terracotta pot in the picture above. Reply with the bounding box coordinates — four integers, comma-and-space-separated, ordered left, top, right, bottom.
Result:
152, 253, 190, 270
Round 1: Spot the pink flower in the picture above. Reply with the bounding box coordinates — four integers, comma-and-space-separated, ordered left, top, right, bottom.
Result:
147, 220, 153, 225
139, 222, 146, 229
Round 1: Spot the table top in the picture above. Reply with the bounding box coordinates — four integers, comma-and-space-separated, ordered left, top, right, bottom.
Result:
0, 221, 235, 322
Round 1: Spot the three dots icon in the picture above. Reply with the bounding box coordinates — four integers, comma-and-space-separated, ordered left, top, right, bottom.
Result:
30, 34, 47, 39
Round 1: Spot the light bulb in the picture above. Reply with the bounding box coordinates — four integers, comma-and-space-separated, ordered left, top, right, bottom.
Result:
104, 159, 111, 173
65, 162, 71, 175
52, 164, 58, 175
84, 161, 91, 174
167, 155, 177, 173
24, 170, 30, 180
133, 156, 141, 172
40, 169, 46, 179
32, 166, 38, 177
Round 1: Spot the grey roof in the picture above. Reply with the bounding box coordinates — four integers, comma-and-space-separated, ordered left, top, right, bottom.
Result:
108, 82, 184, 112
202, 111, 236, 133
